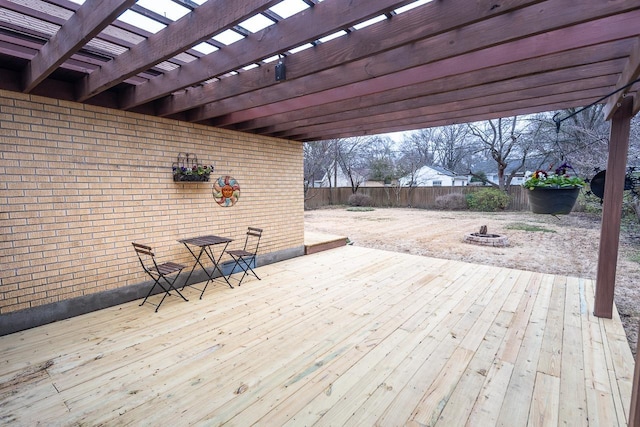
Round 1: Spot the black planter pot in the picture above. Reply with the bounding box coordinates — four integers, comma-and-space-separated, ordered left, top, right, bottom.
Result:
173, 174, 210, 182
526, 187, 580, 214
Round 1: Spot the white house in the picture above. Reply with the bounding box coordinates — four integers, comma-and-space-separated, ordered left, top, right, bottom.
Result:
485, 171, 526, 186
400, 165, 469, 187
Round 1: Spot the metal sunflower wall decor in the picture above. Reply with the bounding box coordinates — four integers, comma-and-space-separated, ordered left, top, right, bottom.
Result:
213, 176, 240, 207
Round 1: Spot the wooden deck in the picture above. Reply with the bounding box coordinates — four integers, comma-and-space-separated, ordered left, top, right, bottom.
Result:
0, 246, 634, 426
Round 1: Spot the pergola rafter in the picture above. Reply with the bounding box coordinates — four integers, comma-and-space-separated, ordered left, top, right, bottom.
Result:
76, 0, 284, 101
237, 59, 626, 135
182, 1, 640, 138
0, 0, 636, 140
284, 90, 612, 141
120, 0, 416, 110
22, 0, 135, 93
268, 77, 619, 140
154, 0, 542, 117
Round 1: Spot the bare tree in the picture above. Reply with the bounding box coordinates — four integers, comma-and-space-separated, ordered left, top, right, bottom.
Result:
401, 128, 437, 167
433, 124, 473, 173
551, 104, 611, 177
395, 133, 431, 205
363, 136, 396, 184
468, 116, 530, 190
304, 140, 332, 192
335, 136, 369, 194
303, 138, 343, 204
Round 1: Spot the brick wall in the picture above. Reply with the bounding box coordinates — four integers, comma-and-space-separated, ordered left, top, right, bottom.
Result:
0, 89, 304, 316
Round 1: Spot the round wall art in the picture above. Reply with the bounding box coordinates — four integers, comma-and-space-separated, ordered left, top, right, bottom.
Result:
213, 175, 240, 207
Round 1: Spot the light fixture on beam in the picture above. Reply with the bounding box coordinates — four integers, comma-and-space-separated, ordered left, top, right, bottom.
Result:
275, 55, 286, 82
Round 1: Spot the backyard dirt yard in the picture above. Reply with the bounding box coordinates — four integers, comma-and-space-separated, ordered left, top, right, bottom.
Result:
304, 207, 640, 357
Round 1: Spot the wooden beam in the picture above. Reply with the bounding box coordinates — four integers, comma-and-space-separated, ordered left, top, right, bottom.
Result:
199, 10, 640, 127
284, 93, 606, 141
192, 6, 640, 125
76, 0, 282, 101
271, 78, 616, 139
237, 40, 629, 131
279, 90, 602, 140
242, 53, 626, 133
258, 75, 618, 135
594, 96, 634, 318
22, 0, 136, 93
119, 0, 417, 109
156, 0, 548, 116
602, 37, 640, 120
264, 69, 616, 134
181, 0, 639, 125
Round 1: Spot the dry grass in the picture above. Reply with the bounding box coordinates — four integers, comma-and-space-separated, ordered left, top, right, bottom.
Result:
305, 207, 640, 357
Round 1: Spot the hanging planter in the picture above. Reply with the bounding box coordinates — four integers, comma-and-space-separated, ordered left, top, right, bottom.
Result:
522, 164, 586, 215
526, 186, 581, 214
172, 152, 213, 182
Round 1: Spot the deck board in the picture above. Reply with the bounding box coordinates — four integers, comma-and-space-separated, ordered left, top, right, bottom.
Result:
0, 246, 634, 426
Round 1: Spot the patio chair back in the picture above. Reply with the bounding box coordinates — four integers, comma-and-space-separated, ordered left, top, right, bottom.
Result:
132, 242, 188, 312
225, 227, 263, 285
242, 227, 262, 254
133, 242, 157, 273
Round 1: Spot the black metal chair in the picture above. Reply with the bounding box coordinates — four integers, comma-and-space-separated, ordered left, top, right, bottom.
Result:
132, 242, 188, 312
225, 227, 263, 286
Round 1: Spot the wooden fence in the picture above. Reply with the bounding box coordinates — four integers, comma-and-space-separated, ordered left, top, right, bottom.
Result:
304, 186, 530, 211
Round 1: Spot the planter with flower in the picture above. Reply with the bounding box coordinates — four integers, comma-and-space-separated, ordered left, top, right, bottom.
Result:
173, 164, 214, 182
172, 152, 214, 182
522, 164, 586, 214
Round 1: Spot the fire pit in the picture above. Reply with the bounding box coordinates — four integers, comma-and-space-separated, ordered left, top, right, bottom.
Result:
463, 225, 509, 247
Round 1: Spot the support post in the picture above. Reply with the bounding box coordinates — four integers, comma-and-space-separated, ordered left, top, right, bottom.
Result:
594, 96, 633, 318
630, 321, 640, 427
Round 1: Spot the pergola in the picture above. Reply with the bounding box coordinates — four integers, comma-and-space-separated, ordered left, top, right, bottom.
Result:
0, 0, 639, 423
0, 0, 636, 140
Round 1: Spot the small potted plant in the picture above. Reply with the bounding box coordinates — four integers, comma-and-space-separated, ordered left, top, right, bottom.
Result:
522, 163, 586, 214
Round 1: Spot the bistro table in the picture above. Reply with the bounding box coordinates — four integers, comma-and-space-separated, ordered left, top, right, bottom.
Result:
178, 235, 234, 299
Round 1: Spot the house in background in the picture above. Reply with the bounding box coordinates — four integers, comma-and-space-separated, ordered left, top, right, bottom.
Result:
485, 171, 527, 186
400, 165, 469, 187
